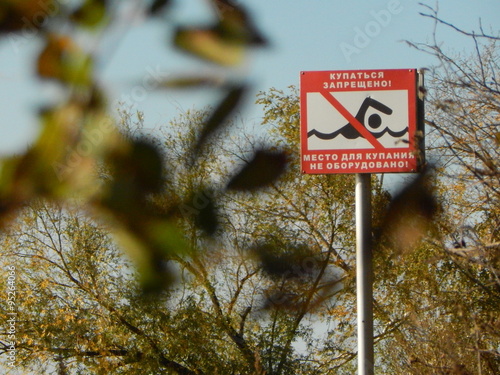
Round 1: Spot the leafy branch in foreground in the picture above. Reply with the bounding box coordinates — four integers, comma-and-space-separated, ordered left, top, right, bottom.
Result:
0, 0, 286, 291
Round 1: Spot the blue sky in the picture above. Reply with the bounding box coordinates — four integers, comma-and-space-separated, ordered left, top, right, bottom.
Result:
0, 0, 499, 156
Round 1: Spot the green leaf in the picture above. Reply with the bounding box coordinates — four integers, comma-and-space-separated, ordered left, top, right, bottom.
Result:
173, 2, 266, 65
71, 0, 107, 29
37, 34, 93, 86
147, 219, 190, 256
127, 139, 165, 194
227, 149, 288, 191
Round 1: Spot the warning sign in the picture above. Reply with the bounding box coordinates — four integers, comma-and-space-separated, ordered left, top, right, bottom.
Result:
300, 69, 424, 174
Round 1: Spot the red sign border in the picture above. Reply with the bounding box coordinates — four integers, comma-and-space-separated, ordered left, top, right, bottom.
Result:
300, 69, 423, 174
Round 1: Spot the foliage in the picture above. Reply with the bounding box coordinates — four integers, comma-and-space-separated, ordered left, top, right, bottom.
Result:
374, 6, 500, 374
0, 1, 499, 374
0, 0, 285, 292
0, 91, 387, 373
0, 1, 297, 373
0, 104, 351, 374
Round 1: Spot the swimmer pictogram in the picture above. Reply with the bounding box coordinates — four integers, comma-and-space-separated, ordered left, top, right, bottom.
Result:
307, 97, 408, 140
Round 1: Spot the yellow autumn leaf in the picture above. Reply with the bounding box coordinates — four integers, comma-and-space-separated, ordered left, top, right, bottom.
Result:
174, 28, 244, 66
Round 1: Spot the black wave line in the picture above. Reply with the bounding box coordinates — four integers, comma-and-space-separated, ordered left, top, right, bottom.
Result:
308, 126, 408, 140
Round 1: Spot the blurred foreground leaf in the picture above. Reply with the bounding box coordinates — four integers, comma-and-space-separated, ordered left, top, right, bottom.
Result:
157, 74, 225, 89
95, 135, 193, 291
0, 0, 58, 32
380, 171, 438, 254
103, 137, 165, 210
193, 191, 219, 236
174, 0, 266, 65
211, 0, 267, 45
71, 0, 108, 29
174, 27, 245, 66
112, 217, 187, 292
37, 34, 93, 85
251, 242, 318, 279
251, 242, 339, 312
148, 0, 171, 15
196, 85, 246, 151
227, 149, 288, 191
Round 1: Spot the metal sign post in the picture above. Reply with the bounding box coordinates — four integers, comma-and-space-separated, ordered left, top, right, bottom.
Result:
356, 173, 374, 375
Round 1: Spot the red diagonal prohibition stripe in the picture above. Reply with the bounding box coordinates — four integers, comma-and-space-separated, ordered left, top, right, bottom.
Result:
320, 90, 384, 150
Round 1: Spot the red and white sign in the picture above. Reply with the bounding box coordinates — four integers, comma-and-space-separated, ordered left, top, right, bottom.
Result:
300, 69, 423, 174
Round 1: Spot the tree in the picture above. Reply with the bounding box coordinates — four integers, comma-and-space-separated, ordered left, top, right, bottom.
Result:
0, 186, 272, 374
373, 6, 500, 374
2, 2, 498, 374
0, 90, 391, 374
0, 106, 316, 374
232, 87, 393, 373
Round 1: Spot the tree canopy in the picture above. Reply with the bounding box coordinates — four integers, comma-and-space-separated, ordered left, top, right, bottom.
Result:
0, 2, 499, 375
